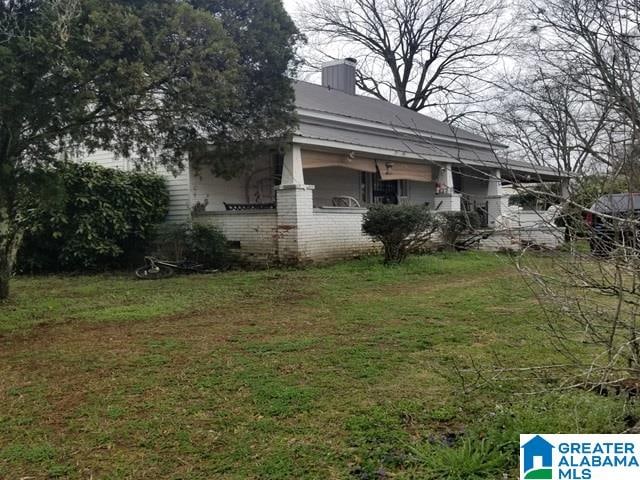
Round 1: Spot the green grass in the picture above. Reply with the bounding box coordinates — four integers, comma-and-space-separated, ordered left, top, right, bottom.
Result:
0, 252, 635, 479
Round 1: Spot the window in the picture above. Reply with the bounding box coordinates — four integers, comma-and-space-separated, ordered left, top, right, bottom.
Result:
398, 179, 408, 197
362, 172, 399, 204
361, 173, 408, 204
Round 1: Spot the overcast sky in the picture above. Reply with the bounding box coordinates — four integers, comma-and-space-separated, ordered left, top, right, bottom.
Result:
283, 0, 300, 17
281, 0, 351, 83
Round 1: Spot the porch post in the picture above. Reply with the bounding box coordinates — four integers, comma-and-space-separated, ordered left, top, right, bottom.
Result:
434, 164, 461, 211
281, 143, 305, 185
486, 168, 508, 228
276, 143, 314, 264
560, 176, 571, 199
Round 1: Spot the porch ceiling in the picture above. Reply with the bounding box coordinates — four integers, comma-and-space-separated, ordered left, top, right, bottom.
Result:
301, 148, 433, 182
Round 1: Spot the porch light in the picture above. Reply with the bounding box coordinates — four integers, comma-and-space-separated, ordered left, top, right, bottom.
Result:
385, 162, 394, 174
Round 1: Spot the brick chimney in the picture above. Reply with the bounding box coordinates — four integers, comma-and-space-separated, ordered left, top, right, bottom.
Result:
321, 58, 357, 95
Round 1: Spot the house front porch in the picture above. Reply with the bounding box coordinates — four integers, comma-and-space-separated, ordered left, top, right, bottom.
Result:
191, 143, 564, 264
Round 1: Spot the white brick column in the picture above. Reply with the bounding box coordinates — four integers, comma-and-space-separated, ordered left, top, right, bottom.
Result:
276, 143, 314, 264
434, 164, 461, 211
486, 168, 508, 228
276, 185, 314, 263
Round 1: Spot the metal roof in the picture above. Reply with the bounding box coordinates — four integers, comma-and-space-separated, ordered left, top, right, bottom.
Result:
293, 81, 561, 179
294, 80, 496, 146
592, 193, 640, 213
296, 121, 495, 163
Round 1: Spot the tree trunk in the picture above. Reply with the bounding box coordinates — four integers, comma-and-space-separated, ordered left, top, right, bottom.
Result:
0, 255, 10, 300
0, 203, 23, 301
0, 137, 20, 300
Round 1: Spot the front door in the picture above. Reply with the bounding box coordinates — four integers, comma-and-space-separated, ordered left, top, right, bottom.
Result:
361, 172, 400, 204
373, 175, 398, 204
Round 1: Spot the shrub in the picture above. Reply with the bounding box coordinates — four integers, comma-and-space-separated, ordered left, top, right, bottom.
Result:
362, 204, 440, 264
438, 211, 481, 249
18, 162, 169, 272
152, 223, 231, 269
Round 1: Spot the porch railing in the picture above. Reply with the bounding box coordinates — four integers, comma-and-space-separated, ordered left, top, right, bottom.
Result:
223, 202, 276, 211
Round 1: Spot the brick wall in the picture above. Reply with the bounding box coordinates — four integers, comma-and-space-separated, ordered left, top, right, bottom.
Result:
307, 208, 379, 261
196, 187, 564, 264
194, 195, 378, 265
195, 204, 564, 263
194, 211, 278, 264
480, 226, 565, 250
275, 185, 314, 263
275, 185, 379, 264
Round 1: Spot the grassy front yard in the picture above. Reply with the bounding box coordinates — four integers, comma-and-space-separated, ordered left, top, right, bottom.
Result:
0, 253, 635, 479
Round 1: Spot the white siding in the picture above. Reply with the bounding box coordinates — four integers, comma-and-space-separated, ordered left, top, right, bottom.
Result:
191, 168, 247, 211
304, 168, 437, 208
190, 155, 274, 211
407, 181, 436, 206
460, 175, 488, 206
304, 167, 361, 207
163, 168, 191, 223
81, 149, 133, 170
78, 150, 191, 223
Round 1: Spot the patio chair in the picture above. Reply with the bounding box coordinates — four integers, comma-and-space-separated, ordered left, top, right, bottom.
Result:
332, 196, 361, 207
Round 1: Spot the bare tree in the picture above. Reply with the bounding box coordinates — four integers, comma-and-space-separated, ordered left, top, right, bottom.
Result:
525, 0, 640, 165
431, 0, 640, 399
497, 71, 611, 175
498, 0, 640, 394
299, 0, 511, 118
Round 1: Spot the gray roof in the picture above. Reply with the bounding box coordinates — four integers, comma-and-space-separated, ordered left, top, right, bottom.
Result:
592, 193, 640, 213
294, 80, 494, 146
297, 121, 496, 164
293, 81, 562, 179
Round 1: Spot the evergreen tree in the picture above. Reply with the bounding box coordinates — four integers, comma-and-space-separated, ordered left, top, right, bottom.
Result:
0, 0, 299, 298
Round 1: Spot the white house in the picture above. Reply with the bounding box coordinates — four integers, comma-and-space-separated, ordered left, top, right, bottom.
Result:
83, 59, 564, 264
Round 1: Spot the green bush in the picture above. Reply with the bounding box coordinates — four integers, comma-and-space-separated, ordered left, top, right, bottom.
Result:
362, 204, 440, 264
438, 211, 481, 249
18, 162, 169, 272
152, 223, 231, 269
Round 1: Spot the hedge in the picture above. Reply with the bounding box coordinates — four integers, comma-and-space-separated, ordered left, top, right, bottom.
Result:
18, 162, 169, 272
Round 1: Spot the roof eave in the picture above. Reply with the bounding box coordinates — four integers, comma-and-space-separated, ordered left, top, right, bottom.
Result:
296, 109, 507, 152
291, 134, 564, 180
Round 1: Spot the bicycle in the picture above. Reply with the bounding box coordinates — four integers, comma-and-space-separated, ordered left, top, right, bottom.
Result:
135, 256, 218, 280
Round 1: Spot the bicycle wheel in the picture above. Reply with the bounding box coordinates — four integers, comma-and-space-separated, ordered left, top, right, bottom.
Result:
135, 264, 175, 280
